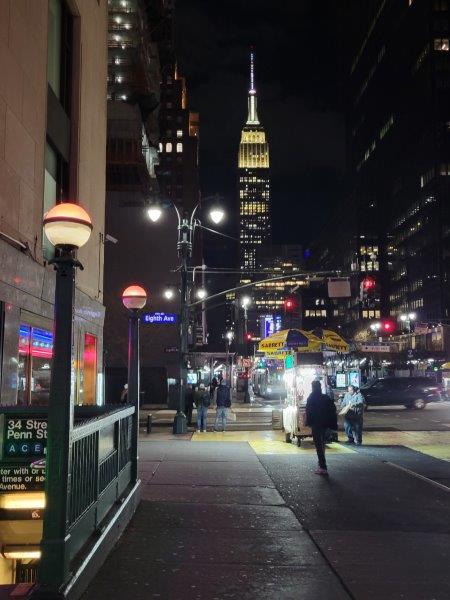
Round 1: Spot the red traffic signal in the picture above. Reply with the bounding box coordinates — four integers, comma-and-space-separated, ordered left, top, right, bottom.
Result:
381, 319, 396, 333
284, 298, 295, 311
245, 333, 253, 341
362, 277, 376, 291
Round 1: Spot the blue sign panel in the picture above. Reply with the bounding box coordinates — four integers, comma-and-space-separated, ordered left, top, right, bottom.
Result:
142, 312, 178, 324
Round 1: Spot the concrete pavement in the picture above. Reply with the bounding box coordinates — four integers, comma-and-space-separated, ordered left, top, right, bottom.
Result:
83, 432, 450, 599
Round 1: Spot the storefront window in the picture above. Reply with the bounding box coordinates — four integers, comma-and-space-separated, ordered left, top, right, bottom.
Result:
18, 324, 53, 406
77, 333, 97, 405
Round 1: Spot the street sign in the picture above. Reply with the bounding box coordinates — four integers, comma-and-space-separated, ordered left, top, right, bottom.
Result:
360, 344, 391, 353
0, 417, 47, 460
142, 312, 178, 324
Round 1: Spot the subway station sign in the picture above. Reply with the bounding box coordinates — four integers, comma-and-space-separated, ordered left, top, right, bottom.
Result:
0, 415, 47, 493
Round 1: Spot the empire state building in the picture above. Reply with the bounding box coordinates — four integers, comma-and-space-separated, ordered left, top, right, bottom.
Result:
238, 52, 271, 273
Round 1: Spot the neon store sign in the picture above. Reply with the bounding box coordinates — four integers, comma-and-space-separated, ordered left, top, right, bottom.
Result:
19, 325, 53, 359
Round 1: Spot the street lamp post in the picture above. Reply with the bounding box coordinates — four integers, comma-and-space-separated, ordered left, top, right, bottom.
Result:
122, 285, 147, 483
147, 200, 224, 434
39, 203, 93, 594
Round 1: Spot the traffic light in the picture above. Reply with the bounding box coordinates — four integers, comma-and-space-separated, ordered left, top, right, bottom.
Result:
362, 276, 376, 291
284, 298, 295, 311
245, 332, 253, 341
360, 276, 376, 307
380, 319, 396, 334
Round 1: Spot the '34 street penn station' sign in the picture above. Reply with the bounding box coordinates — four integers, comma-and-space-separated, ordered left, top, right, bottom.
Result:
0, 415, 47, 494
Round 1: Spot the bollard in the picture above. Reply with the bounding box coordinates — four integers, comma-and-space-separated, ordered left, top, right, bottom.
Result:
146, 414, 152, 434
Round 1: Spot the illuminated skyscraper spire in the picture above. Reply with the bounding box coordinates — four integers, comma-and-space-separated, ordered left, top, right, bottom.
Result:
247, 49, 259, 125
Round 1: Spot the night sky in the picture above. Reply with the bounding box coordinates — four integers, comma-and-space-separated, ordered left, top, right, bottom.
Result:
176, 0, 346, 246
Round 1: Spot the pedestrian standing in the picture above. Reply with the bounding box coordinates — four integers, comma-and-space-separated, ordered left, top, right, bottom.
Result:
184, 384, 194, 427
194, 383, 210, 432
120, 383, 128, 404
214, 379, 231, 432
209, 376, 218, 402
305, 380, 338, 475
340, 385, 365, 445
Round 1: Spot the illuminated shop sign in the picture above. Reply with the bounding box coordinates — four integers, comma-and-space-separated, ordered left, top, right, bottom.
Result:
261, 314, 282, 339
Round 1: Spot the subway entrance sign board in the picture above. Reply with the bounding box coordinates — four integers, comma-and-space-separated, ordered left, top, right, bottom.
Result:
0, 414, 47, 493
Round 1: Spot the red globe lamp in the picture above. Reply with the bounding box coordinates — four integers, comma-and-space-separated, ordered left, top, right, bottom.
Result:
122, 285, 147, 310
43, 203, 93, 249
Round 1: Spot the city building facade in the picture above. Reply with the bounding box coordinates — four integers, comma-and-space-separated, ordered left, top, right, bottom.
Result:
315, 0, 450, 344
104, 0, 201, 404
0, 0, 108, 584
238, 51, 271, 274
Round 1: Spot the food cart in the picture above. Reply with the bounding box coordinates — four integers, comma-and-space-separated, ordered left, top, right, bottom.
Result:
258, 328, 350, 446
282, 352, 327, 446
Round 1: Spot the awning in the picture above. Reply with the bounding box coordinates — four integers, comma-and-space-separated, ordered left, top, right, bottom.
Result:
258, 329, 322, 355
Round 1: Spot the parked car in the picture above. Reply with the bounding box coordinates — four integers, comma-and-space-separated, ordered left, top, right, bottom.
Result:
361, 377, 442, 410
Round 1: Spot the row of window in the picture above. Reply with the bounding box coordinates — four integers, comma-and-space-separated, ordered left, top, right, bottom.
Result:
159, 142, 183, 153
305, 310, 327, 317
362, 310, 381, 319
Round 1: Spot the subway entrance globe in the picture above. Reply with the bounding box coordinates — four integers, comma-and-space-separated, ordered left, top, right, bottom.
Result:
43, 203, 93, 249
122, 285, 147, 310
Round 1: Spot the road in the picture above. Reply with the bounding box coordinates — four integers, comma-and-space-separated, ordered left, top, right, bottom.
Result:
363, 401, 450, 431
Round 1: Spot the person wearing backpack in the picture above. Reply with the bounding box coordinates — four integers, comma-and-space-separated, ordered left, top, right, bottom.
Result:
194, 383, 211, 432
340, 385, 365, 445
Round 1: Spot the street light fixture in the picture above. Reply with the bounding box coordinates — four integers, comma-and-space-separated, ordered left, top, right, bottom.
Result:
122, 285, 147, 483
209, 207, 225, 225
147, 197, 225, 434
164, 288, 175, 300
196, 288, 207, 300
147, 205, 163, 223
241, 296, 251, 308
40, 203, 93, 591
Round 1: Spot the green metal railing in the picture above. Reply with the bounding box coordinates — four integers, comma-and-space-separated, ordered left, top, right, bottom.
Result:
0, 404, 137, 594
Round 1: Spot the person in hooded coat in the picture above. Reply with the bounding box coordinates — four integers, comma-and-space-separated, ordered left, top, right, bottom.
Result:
305, 380, 338, 475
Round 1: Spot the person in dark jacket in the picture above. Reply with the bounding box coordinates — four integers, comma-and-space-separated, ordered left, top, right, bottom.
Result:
209, 377, 218, 401
184, 384, 194, 427
194, 383, 211, 432
305, 380, 338, 475
214, 380, 231, 432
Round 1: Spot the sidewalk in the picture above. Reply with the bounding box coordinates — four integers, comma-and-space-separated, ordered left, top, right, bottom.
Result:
83, 439, 350, 600
83, 434, 450, 600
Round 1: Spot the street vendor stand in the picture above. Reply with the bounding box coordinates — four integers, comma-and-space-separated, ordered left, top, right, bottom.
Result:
258, 328, 350, 446
282, 352, 326, 446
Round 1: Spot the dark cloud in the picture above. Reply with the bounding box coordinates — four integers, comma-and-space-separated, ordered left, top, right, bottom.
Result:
175, 0, 345, 244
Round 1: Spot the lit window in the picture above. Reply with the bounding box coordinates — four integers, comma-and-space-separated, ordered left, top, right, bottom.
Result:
177, 130, 183, 138
158, 142, 163, 152
176, 143, 183, 153
166, 142, 172, 152
434, 38, 449, 51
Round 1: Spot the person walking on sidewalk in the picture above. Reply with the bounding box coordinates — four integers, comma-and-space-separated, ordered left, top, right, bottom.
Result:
305, 380, 338, 475
340, 385, 365, 445
194, 383, 210, 432
214, 379, 231, 432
